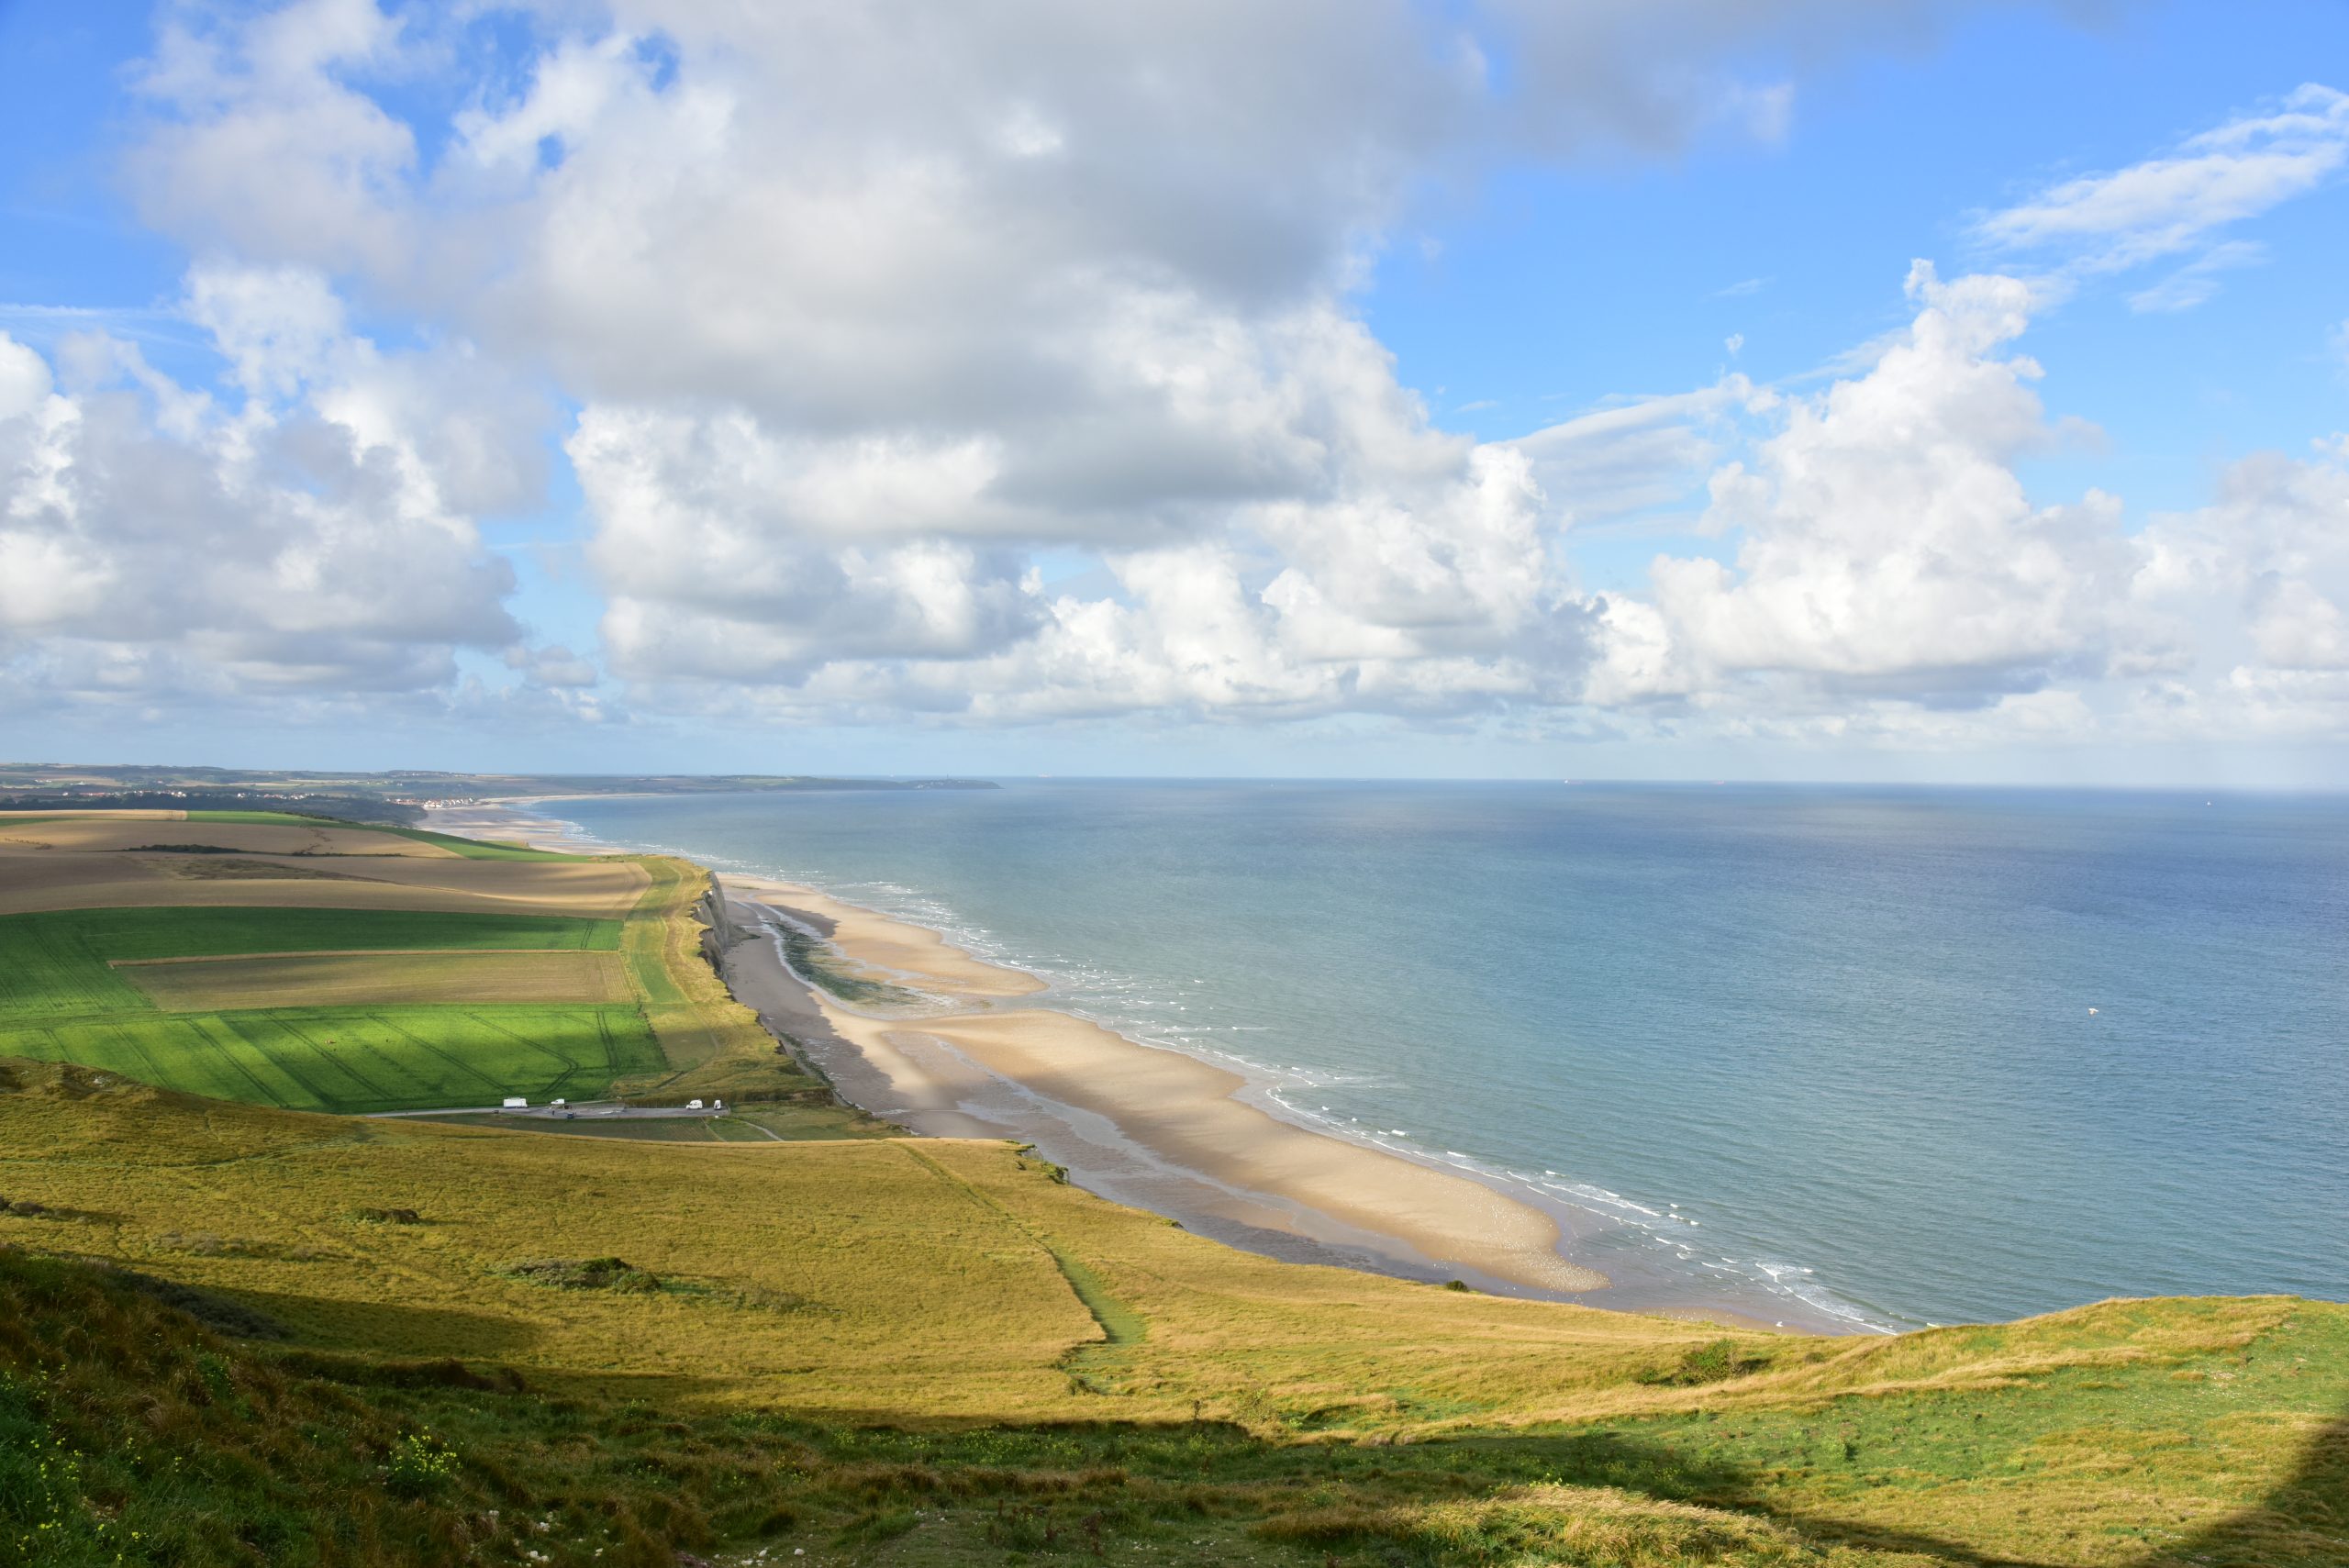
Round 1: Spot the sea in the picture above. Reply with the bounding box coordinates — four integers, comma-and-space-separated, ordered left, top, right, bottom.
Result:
545, 781, 2349, 1332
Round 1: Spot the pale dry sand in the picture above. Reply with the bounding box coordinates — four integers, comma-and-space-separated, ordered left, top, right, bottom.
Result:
838, 1002, 1602, 1295
718, 873, 1603, 1296
730, 876, 1047, 999
438, 801, 1609, 1296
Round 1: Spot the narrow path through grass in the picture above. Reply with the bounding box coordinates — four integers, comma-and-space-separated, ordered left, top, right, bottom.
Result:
898, 1144, 1145, 1350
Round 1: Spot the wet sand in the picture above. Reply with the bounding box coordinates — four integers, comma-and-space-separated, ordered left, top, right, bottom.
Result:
715, 872, 1604, 1296
423, 803, 1610, 1297
417, 801, 1890, 1327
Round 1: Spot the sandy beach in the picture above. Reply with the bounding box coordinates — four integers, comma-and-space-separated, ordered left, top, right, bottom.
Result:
722, 870, 1605, 1295
423, 800, 1607, 1299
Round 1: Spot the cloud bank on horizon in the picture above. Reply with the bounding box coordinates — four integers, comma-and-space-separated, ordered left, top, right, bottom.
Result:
2, 0, 2346, 773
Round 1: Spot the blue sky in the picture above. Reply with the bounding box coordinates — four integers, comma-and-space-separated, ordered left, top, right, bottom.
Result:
1, 1, 2345, 782
1376, 3, 2349, 499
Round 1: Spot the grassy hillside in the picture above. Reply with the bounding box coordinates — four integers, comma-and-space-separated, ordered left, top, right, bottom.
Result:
0, 812, 2342, 1566
0, 1060, 2343, 1566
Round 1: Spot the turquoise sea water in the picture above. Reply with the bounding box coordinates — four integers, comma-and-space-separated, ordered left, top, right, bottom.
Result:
551, 782, 2349, 1329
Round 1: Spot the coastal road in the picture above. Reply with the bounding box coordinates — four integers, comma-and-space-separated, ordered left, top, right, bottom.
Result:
365, 1102, 726, 1122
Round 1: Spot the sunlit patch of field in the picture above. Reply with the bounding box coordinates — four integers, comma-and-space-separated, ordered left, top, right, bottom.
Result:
117, 951, 635, 1010
0, 819, 460, 856
149, 855, 379, 882
299, 853, 651, 916
6, 1006, 663, 1113
0, 906, 619, 1012
0, 851, 653, 918
0, 903, 655, 1111
0, 818, 806, 1115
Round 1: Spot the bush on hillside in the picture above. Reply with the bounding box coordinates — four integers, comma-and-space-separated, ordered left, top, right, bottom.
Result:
506, 1256, 661, 1292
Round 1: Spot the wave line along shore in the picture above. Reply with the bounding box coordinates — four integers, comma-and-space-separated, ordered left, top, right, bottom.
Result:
422, 798, 1878, 1323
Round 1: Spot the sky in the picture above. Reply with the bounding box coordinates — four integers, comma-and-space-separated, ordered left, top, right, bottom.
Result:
1, 1, 2345, 784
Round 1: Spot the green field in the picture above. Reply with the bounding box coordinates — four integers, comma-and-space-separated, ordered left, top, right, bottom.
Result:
0, 906, 651, 1112
171, 810, 585, 861
0, 907, 620, 1014
6, 1006, 662, 1114
0, 819, 833, 1115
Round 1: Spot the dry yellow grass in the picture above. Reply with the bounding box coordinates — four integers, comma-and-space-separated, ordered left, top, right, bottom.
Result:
7, 1059, 2343, 1568
0, 852, 177, 908
5, 1062, 2318, 1436
114, 950, 635, 1010
0, 820, 456, 856
612, 858, 791, 1098
0, 1071, 1103, 1416
0, 846, 650, 917
0, 1060, 1723, 1422
0, 807, 184, 818
6, 816, 2344, 1568
297, 853, 651, 915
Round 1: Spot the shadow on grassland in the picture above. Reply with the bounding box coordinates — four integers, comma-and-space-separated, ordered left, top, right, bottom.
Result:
1219, 1391, 2349, 1568
2143, 1408, 2349, 1568
1564, 1406, 2349, 1568
217, 1284, 545, 1361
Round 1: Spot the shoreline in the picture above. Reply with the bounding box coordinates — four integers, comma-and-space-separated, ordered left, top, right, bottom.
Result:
729, 877, 1605, 1297
425, 797, 1865, 1330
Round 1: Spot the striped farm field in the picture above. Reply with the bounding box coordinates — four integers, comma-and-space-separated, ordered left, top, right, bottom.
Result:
0, 906, 621, 1016
0, 901, 661, 1112
117, 950, 635, 1011
0, 817, 457, 857
4, 1005, 662, 1113
0, 813, 829, 1116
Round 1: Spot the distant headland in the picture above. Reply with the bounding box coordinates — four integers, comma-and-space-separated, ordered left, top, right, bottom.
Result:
0, 763, 997, 828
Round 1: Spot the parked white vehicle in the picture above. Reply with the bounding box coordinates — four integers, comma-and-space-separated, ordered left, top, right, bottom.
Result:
500, 1096, 528, 1109
685, 1098, 705, 1109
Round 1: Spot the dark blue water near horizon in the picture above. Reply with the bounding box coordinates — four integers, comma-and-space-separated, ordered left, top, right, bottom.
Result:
551, 782, 2349, 1328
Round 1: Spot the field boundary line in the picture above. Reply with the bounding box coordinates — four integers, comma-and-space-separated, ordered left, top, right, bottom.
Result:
895, 1144, 1145, 1351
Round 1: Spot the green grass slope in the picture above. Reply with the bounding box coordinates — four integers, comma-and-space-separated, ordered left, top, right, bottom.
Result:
0, 1060, 2343, 1567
